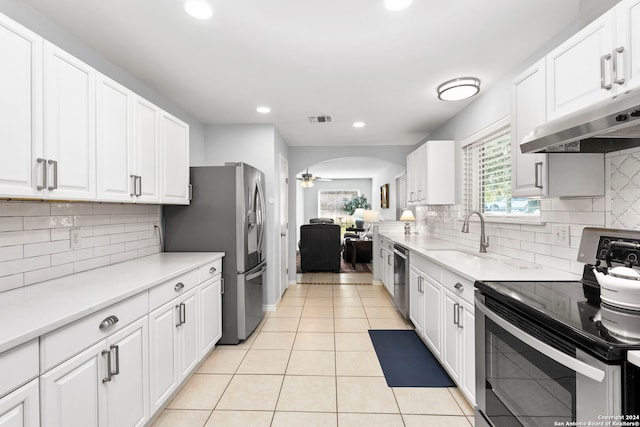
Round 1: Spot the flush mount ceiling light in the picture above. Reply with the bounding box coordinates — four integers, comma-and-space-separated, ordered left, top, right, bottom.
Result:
256, 106, 271, 114
352, 121, 365, 128
384, 0, 413, 11
437, 77, 481, 101
184, 0, 213, 20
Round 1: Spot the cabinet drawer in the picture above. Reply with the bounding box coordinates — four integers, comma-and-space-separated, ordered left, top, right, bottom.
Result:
149, 268, 199, 310
0, 340, 38, 398
40, 292, 148, 372
412, 254, 442, 282
441, 269, 474, 305
198, 258, 222, 283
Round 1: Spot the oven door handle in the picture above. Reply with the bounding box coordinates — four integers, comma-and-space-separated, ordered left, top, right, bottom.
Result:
476, 298, 606, 382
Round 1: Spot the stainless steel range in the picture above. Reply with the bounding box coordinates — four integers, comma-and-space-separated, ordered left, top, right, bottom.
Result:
474, 227, 640, 427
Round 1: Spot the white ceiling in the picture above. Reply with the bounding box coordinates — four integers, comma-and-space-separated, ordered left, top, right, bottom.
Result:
22, 0, 581, 147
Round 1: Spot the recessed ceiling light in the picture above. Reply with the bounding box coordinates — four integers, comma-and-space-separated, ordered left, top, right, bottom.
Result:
256, 106, 271, 114
384, 0, 413, 11
437, 77, 481, 101
353, 121, 366, 128
184, 0, 213, 20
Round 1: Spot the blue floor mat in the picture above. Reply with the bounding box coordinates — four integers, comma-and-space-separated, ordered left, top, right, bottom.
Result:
368, 329, 455, 387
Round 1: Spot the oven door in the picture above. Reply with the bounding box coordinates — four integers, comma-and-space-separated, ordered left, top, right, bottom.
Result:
475, 293, 621, 427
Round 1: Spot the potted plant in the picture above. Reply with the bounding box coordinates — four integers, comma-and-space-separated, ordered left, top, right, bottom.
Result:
342, 195, 371, 228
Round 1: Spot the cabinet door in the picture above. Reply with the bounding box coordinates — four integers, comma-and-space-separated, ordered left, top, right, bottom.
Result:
148, 302, 178, 414
40, 341, 105, 427
96, 74, 133, 202
408, 267, 424, 337
459, 300, 475, 404
199, 277, 222, 358
424, 140, 455, 205
511, 59, 548, 197
160, 112, 189, 205
104, 317, 149, 427
442, 291, 461, 383
177, 290, 199, 380
0, 15, 43, 199
43, 42, 96, 200
546, 11, 615, 120
406, 151, 417, 204
417, 144, 427, 203
616, 0, 640, 93
133, 97, 160, 203
422, 274, 442, 358
0, 378, 39, 427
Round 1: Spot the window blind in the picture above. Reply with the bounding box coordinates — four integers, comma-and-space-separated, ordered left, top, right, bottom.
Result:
463, 125, 511, 214
395, 174, 407, 218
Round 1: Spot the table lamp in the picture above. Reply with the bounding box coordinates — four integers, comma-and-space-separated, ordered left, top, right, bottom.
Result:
400, 210, 416, 235
362, 209, 380, 238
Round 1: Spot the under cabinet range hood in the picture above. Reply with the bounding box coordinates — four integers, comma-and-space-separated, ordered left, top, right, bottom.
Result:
520, 90, 640, 154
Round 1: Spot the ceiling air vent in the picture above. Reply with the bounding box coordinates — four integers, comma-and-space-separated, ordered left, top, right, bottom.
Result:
308, 115, 333, 123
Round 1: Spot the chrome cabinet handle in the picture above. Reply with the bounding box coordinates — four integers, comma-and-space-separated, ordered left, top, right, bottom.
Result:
221, 278, 225, 295
454, 282, 463, 291
534, 162, 543, 189
188, 184, 193, 200
409, 191, 414, 202
110, 344, 120, 376
453, 302, 459, 326
47, 159, 58, 190
174, 282, 185, 292
600, 53, 613, 90
209, 266, 216, 274
180, 302, 186, 325
137, 176, 142, 196
99, 315, 119, 330
102, 349, 113, 383
130, 174, 137, 196
457, 305, 464, 329
175, 304, 182, 327
37, 158, 46, 190
613, 46, 625, 85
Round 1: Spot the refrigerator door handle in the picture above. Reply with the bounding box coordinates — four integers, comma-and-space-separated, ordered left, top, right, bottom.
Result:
245, 262, 267, 282
255, 180, 266, 259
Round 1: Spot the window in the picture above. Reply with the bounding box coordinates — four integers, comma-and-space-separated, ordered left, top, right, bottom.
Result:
318, 190, 360, 223
462, 118, 540, 219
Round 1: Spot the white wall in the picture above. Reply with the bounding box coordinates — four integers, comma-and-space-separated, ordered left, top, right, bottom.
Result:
372, 164, 406, 221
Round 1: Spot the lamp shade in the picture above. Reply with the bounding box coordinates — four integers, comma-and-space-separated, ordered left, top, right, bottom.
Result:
363, 210, 379, 222
353, 208, 365, 219
400, 210, 416, 221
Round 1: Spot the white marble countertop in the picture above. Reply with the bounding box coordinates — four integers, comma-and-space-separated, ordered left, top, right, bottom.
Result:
629, 350, 640, 368
0, 252, 223, 354
380, 233, 580, 282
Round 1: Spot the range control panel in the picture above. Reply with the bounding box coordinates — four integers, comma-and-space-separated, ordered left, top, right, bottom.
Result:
577, 227, 640, 266
596, 236, 640, 266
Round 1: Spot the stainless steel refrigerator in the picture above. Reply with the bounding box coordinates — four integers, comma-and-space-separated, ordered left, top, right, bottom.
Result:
163, 163, 266, 344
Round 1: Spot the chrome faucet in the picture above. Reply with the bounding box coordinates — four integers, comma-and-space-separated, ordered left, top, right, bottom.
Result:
461, 210, 489, 253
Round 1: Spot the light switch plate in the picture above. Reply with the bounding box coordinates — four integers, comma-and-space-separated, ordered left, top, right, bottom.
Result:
552, 224, 570, 247
70, 227, 82, 249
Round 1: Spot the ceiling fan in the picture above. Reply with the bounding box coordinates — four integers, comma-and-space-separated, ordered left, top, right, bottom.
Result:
296, 169, 332, 188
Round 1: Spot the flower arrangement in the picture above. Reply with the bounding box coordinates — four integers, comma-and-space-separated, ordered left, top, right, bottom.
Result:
342, 195, 371, 215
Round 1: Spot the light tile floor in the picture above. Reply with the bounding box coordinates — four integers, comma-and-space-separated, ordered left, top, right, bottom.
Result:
151, 274, 474, 427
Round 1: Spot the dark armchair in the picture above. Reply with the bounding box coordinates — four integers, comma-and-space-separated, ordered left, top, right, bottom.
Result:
299, 223, 341, 272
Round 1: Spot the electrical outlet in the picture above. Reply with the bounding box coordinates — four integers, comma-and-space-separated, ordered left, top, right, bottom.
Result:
70, 228, 82, 249
552, 224, 570, 247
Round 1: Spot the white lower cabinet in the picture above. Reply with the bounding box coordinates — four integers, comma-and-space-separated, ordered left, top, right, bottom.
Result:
40, 317, 149, 427
441, 290, 475, 401
422, 274, 442, 358
409, 266, 425, 338
199, 276, 222, 358
148, 287, 198, 414
0, 379, 39, 427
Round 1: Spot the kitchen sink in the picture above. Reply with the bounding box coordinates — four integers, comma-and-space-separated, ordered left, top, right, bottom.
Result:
427, 249, 541, 270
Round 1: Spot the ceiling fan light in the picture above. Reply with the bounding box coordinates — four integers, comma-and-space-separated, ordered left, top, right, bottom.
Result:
300, 179, 314, 188
437, 77, 480, 101
384, 0, 413, 11
184, 0, 213, 20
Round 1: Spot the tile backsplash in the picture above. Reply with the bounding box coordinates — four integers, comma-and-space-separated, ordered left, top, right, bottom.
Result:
0, 201, 161, 292
417, 147, 640, 276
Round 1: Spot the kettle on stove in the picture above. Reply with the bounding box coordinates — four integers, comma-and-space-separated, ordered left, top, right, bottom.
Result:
592, 240, 640, 310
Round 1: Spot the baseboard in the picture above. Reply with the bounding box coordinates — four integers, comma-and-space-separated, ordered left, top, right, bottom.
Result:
372, 280, 383, 286
288, 279, 297, 286
263, 304, 277, 312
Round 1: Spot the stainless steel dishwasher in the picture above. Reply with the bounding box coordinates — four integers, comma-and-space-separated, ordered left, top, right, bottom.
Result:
392, 244, 409, 319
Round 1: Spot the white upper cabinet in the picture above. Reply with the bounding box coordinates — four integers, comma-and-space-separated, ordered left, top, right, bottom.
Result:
406, 140, 455, 205
512, 58, 548, 197
0, 14, 42, 199
43, 42, 96, 201
96, 74, 134, 202
616, 0, 640, 93
160, 112, 190, 205
133, 98, 161, 203
547, 0, 640, 120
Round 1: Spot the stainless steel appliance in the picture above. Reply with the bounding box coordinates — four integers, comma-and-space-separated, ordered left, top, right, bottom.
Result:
475, 227, 640, 427
393, 244, 409, 319
520, 88, 640, 154
164, 163, 266, 344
